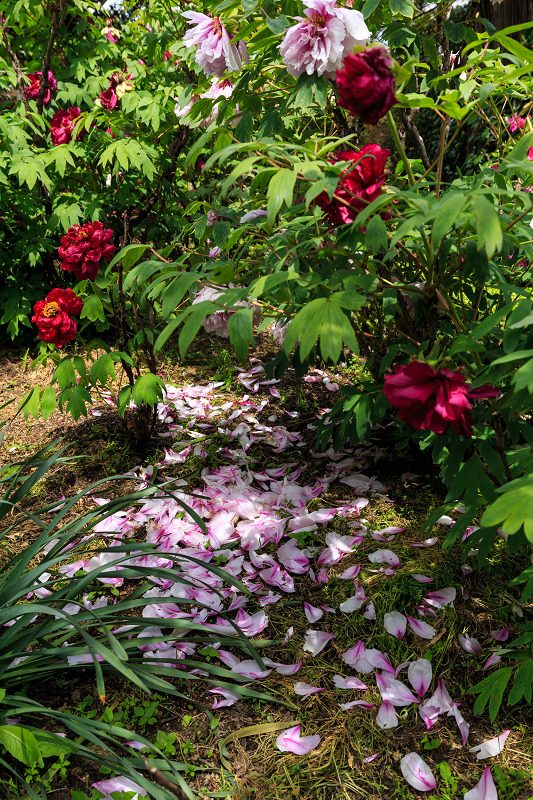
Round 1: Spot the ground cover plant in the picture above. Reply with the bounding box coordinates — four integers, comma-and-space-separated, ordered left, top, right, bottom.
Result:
1, 0, 533, 796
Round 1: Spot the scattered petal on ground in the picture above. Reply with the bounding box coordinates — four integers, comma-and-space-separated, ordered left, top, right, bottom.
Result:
276, 725, 321, 755
400, 753, 437, 792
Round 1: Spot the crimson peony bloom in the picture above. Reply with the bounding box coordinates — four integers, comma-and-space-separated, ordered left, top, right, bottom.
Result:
58, 221, 117, 281
99, 78, 118, 110
316, 143, 389, 225
50, 107, 86, 146
383, 362, 497, 437
336, 47, 398, 125
25, 70, 57, 104
32, 288, 83, 348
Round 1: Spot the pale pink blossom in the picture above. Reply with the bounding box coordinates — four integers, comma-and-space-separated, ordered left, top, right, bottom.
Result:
400, 753, 436, 792
339, 699, 374, 711
209, 687, 242, 708
92, 777, 147, 800
464, 767, 498, 800
294, 681, 325, 699
182, 12, 241, 77
303, 629, 336, 656
376, 700, 399, 729
426, 587, 456, 607
384, 611, 406, 640
363, 601, 376, 620
407, 659, 432, 698
368, 549, 400, 567
279, 0, 369, 78
458, 634, 483, 655
376, 673, 419, 707
304, 602, 324, 622
469, 730, 510, 760
333, 674, 368, 690
407, 615, 436, 640
482, 653, 502, 672
276, 725, 321, 754
490, 627, 509, 642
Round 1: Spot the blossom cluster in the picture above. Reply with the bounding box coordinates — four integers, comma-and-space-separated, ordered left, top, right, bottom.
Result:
182, 12, 242, 77
58, 221, 117, 282
50, 107, 86, 146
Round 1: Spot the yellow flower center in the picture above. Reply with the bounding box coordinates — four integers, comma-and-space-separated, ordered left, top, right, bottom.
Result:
42, 301, 59, 318
213, 18, 222, 37
312, 14, 326, 26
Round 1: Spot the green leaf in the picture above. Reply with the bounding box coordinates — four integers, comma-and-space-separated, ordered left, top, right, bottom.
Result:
213, 221, 231, 248
228, 307, 255, 361
0, 725, 43, 768
267, 169, 297, 226
364, 215, 388, 252
472, 194, 503, 259
32, 729, 78, 758
161, 274, 198, 319
389, 0, 415, 18
481, 483, 533, 541
508, 659, 533, 705
40, 387, 56, 421
284, 298, 358, 362
235, 111, 254, 143
432, 193, 466, 248
469, 668, 512, 721
81, 294, 106, 324
90, 354, 116, 386
362, 0, 380, 17
131, 374, 165, 408
444, 20, 466, 43
265, 15, 289, 34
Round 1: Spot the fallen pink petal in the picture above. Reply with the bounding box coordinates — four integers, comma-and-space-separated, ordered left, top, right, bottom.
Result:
384, 610, 407, 640
303, 629, 336, 656
276, 725, 321, 755
400, 752, 437, 792
464, 767, 498, 800
458, 634, 483, 655
407, 615, 436, 640
469, 730, 510, 760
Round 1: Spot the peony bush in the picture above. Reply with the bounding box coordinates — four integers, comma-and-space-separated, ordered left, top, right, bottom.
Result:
3, 0, 533, 740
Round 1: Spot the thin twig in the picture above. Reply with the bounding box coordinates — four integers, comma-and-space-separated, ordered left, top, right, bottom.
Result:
37, 0, 68, 116
142, 755, 192, 800
1, 24, 30, 113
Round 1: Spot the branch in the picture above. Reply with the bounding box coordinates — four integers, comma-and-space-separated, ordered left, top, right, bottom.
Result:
142, 756, 192, 800
36, 0, 68, 116
1, 24, 30, 113
398, 109, 431, 170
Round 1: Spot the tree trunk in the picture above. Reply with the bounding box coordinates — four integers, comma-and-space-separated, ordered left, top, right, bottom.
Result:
478, 0, 533, 31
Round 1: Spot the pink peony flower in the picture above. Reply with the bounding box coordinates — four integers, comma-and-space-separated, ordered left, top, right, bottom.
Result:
25, 70, 57, 104
336, 47, 398, 125
315, 144, 390, 226
279, 0, 369, 78
50, 107, 85, 146
58, 221, 116, 281
508, 114, 527, 133
32, 288, 83, 348
383, 362, 497, 438
182, 12, 241, 77
174, 78, 235, 127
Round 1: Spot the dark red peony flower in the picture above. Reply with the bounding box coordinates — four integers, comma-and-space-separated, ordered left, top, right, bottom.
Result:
336, 47, 398, 126
25, 70, 57, 105
58, 221, 117, 281
316, 144, 390, 226
99, 85, 118, 110
32, 288, 83, 348
50, 107, 86, 146
383, 362, 497, 437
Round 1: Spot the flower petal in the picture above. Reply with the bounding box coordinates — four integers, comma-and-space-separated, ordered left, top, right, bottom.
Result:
400, 753, 436, 792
